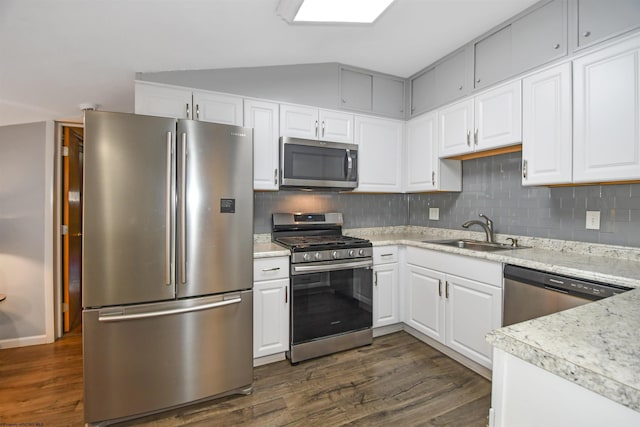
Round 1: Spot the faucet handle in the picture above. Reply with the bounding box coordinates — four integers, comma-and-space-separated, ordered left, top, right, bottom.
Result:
506, 237, 518, 247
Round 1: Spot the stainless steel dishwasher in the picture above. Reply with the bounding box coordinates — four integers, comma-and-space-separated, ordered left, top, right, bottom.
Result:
503, 265, 632, 326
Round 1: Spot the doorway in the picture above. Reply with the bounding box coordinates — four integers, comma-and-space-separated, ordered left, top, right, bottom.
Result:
61, 125, 83, 334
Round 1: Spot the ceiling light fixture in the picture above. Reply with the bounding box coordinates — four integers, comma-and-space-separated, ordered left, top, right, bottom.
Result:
276, 0, 395, 24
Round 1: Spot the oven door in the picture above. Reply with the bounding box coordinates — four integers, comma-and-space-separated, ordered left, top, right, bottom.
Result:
290, 259, 373, 345
280, 137, 358, 190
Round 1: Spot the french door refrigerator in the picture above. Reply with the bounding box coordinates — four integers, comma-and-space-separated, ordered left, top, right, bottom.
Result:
82, 111, 254, 424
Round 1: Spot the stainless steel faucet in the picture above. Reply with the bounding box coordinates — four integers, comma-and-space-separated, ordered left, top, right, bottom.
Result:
462, 213, 495, 243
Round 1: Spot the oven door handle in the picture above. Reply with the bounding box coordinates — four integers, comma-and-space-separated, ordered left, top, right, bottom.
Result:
292, 259, 373, 274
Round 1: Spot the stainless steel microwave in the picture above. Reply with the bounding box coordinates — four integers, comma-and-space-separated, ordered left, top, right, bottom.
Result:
279, 137, 358, 191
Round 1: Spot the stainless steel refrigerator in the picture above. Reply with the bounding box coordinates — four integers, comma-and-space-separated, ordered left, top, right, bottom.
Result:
82, 111, 254, 424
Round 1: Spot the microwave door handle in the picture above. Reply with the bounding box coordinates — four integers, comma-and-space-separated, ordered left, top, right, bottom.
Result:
345, 148, 353, 179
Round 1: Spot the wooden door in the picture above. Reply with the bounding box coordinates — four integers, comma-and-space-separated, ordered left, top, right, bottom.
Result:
63, 126, 83, 333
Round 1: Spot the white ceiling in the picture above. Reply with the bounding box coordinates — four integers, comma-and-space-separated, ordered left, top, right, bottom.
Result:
0, 0, 539, 127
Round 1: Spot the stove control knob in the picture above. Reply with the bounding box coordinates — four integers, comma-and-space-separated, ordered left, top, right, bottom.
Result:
303, 253, 311, 261
359, 249, 366, 256
315, 252, 322, 260
348, 250, 355, 257
332, 251, 339, 259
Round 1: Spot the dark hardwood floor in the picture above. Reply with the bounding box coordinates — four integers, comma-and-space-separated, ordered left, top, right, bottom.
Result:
0, 331, 491, 426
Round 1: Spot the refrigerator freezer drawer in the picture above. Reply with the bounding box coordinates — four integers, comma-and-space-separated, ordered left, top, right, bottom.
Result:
83, 291, 253, 424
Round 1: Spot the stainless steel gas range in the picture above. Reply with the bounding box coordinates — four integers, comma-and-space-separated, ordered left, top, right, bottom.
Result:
272, 213, 373, 364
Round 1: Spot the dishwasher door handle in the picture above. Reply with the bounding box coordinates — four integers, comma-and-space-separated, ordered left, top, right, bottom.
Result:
543, 285, 569, 295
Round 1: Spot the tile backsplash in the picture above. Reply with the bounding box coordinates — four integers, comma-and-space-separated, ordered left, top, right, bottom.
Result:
410, 152, 640, 247
254, 152, 640, 248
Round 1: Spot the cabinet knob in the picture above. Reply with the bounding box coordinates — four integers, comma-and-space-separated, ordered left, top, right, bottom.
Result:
341, 99, 346, 104
476, 78, 481, 84
583, 31, 591, 37
553, 43, 560, 50
458, 85, 463, 91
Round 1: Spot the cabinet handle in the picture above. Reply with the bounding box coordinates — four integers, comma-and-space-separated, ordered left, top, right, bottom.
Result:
466, 130, 471, 147
195, 104, 200, 120
438, 279, 442, 297
522, 159, 528, 180
381, 253, 393, 257
274, 168, 278, 185
553, 43, 560, 50
315, 120, 319, 137
474, 129, 478, 146
262, 267, 280, 272
374, 271, 378, 286
285, 286, 288, 303
186, 103, 190, 119
432, 171, 435, 186
322, 121, 326, 138
445, 281, 449, 299
583, 31, 591, 38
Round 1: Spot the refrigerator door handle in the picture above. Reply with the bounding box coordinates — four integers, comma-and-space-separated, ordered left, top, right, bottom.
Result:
165, 131, 172, 286
98, 297, 242, 322
179, 132, 187, 285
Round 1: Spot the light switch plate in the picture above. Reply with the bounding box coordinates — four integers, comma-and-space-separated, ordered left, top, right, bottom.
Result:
429, 207, 440, 221
586, 211, 600, 230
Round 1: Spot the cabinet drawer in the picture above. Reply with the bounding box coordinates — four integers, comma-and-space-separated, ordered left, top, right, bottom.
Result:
373, 246, 399, 264
254, 257, 289, 281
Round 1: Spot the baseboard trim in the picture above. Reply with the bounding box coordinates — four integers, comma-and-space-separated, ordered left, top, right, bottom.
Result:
253, 352, 286, 367
373, 323, 404, 337
0, 334, 49, 349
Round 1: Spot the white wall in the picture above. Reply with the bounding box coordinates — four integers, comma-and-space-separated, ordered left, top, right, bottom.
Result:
0, 121, 55, 348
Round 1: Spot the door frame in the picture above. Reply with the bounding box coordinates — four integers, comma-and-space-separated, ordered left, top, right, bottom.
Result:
53, 121, 83, 339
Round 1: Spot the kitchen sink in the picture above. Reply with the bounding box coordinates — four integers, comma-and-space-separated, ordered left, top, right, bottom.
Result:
423, 239, 530, 252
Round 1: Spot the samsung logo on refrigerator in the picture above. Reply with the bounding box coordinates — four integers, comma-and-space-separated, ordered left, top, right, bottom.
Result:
230, 132, 247, 137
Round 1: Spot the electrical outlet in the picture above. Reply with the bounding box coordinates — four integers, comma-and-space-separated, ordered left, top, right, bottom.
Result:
429, 208, 440, 221
586, 211, 600, 230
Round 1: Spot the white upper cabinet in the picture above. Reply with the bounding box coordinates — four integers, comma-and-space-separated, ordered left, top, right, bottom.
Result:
522, 62, 573, 186
439, 80, 522, 158
244, 99, 280, 190
474, 80, 522, 151
135, 82, 192, 119
438, 98, 475, 157
355, 115, 403, 192
135, 82, 243, 125
406, 111, 461, 192
280, 104, 354, 143
192, 91, 243, 126
573, 34, 640, 183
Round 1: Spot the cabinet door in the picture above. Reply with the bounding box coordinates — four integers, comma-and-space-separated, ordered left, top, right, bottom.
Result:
340, 68, 372, 112
355, 115, 403, 192
244, 100, 279, 190
192, 91, 243, 125
435, 48, 469, 106
512, 0, 567, 74
134, 82, 192, 119
373, 75, 405, 118
373, 263, 399, 328
253, 278, 289, 358
474, 25, 513, 89
319, 109, 354, 143
405, 264, 445, 343
280, 104, 318, 139
577, 0, 640, 49
474, 80, 522, 151
406, 112, 438, 192
522, 62, 573, 186
410, 68, 437, 116
445, 274, 502, 369
438, 98, 474, 157
573, 35, 640, 182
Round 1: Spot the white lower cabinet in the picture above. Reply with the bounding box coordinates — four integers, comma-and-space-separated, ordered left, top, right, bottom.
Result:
404, 247, 502, 369
372, 246, 400, 328
253, 257, 289, 359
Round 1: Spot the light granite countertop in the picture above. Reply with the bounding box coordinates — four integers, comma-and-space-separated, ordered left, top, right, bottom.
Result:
253, 225, 640, 411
